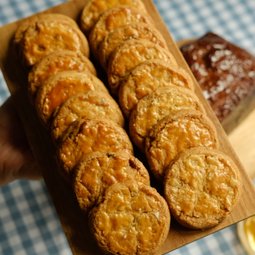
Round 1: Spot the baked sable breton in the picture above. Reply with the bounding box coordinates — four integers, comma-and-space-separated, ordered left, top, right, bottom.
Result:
99, 23, 167, 68
28, 50, 96, 99
90, 182, 170, 255
74, 152, 150, 211
129, 86, 205, 151
80, 0, 147, 34
145, 110, 219, 179
14, 13, 89, 66
108, 39, 177, 94
89, 6, 153, 55
119, 60, 194, 117
164, 147, 240, 230
180, 32, 255, 122
35, 71, 109, 125
51, 91, 124, 142
58, 119, 133, 177
14, 13, 78, 45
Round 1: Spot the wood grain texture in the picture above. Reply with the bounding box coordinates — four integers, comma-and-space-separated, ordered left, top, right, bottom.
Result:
0, 0, 255, 254
229, 109, 255, 179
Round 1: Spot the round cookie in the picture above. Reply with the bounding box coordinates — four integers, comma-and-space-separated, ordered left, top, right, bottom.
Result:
14, 13, 79, 45
51, 91, 124, 142
80, 0, 147, 34
129, 86, 205, 151
164, 147, 240, 230
145, 110, 219, 179
99, 23, 167, 68
108, 39, 177, 94
89, 6, 153, 55
35, 71, 109, 125
74, 152, 150, 211
57, 119, 133, 177
90, 182, 170, 255
16, 14, 89, 66
28, 50, 96, 99
119, 60, 194, 117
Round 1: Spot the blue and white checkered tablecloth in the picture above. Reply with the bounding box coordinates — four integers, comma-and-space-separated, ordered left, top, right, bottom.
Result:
0, 0, 254, 254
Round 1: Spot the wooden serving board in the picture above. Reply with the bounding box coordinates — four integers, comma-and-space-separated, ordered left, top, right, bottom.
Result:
229, 109, 255, 179
0, 0, 255, 254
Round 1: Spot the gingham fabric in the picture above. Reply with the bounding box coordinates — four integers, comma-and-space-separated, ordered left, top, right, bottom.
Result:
0, 0, 254, 254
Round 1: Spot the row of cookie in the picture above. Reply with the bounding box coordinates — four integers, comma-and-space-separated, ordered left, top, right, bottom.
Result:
83, 0, 241, 231
14, 14, 124, 139
13, 12, 137, 185
57, 121, 170, 254
81, 3, 196, 173
14, 12, 171, 255
86, 5, 176, 95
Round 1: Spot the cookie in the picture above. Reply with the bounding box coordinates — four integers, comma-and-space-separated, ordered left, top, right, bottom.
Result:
99, 23, 167, 68
108, 39, 177, 94
28, 50, 96, 100
89, 6, 152, 55
145, 110, 219, 179
51, 91, 124, 142
74, 151, 150, 211
164, 147, 240, 230
57, 119, 133, 177
129, 86, 205, 151
35, 71, 109, 125
80, 0, 147, 34
15, 13, 89, 66
119, 60, 194, 117
90, 182, 170, 255
14, 13, 79, 45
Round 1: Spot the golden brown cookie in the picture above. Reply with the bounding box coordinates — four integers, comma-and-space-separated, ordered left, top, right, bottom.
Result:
164, 147, 240, 230
145, 110, 219, 179
129, 86, 205, 151
98, 23, 167, 68
57, 119, 133, 177
89, 6, 153, 55
14, 13, 78, 45
28, 50, 96, 100
90, 182, 170, 255
35, 71, 109, 125
15, 13, 89, 66
119, 60, 194, 117
80, 0, 147, 34
108, 39, 177, 94
51, 91, 124, 142
74, 151, 150, 211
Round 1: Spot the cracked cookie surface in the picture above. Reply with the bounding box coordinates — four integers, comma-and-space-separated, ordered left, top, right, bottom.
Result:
108, 39, 177, 94
89, 6, 152, 56
58, 119, 133, 178
28, 50, 96, 99
99, 23, 167, 68
129, 86, 205, 150
119, 60, 194, 117
90, 182, 170, 255
74, 152, 150, 211
164, 147, 240, 229
35, 71, 108, 125
80, 0, 147, 34
15, 13, 89, 66
145, 110, 219, 179
51, 91, 124, 142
